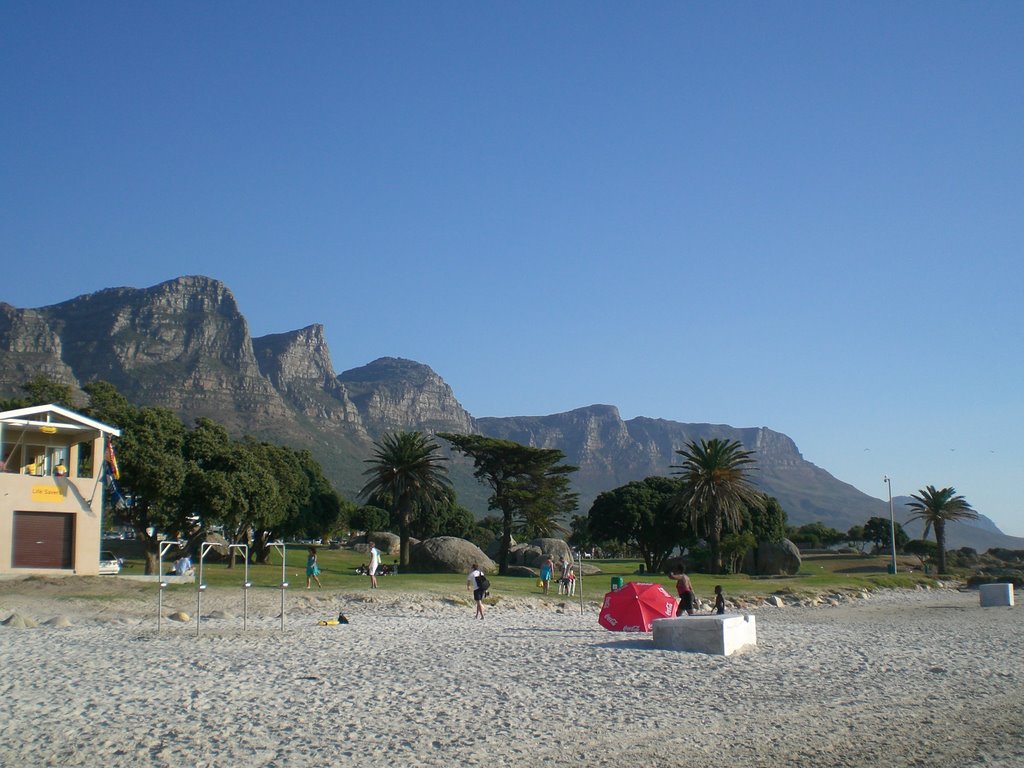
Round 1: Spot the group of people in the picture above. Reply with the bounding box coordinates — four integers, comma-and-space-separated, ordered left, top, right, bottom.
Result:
669, 567, 725, 615
319, 544, 726, 620
309, 540, 390, 590
538, 555, 577, 595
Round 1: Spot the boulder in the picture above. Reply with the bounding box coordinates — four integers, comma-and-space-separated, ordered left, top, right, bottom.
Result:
742, 539, 802, 576
197, 532, 231, 562
485, 534, 516, 560
409, 537, 495, 574
504, 565, 537, 578
509, 544, 542, 567
355, 532, 401, 556
529, 538, 574, 565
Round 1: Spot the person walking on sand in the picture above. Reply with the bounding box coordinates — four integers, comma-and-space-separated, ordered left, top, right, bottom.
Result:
368, 540, 380, 589
306, 546, 322, 589
669, 566, 695, 616
540, 556, 554, 595
712, 584, 725, 615
467, 562, 487, 619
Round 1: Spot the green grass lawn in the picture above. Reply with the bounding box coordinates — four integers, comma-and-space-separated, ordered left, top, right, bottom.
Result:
115, 546, 942, 602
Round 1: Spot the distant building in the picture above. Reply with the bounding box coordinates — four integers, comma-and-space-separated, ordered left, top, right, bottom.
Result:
0, 404, 120, 576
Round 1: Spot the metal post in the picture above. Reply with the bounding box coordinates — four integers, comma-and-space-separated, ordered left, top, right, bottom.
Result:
157, 539, 185, 632
269, 542, 288, 632
883, 476, 897, 574
196, 542, 217, 637
578, 554, 584, 616
228, 544, 250, 631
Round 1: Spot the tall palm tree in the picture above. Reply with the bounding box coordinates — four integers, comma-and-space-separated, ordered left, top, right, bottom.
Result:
671, 438, 763, 574
359, 431, 452, 567
905, 485, 976, 574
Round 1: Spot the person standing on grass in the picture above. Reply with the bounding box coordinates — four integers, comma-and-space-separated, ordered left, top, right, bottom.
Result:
558, 557, 573, 595
669, 566, 695, 616
540, 556, 554, 595
467, 562, 487, 619
306, 546, 322, 589
368, 540, 380, 589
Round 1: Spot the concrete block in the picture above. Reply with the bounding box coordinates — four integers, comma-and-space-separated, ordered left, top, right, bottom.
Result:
652, 614, 757, 656
979, 583, 1015, 607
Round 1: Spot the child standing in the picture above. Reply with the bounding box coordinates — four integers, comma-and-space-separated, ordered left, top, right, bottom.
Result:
712, 584, 725, 615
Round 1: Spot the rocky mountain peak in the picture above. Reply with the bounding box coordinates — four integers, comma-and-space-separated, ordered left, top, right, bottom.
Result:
253, 324, 336, 388
338, 357, 475, 435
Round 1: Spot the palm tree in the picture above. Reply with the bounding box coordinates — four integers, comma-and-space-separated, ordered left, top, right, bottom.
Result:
904, 485, 976, 574
671, 438, 763, 574
359, 431, 452, 567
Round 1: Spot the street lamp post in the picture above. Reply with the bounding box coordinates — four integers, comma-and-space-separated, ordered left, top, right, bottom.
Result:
883, 476, 897, 574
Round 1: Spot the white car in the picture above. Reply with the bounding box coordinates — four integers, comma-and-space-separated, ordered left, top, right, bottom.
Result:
99, 551, 122, 576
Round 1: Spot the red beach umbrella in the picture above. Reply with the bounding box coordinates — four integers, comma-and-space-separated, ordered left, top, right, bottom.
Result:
598, 582, 677, 632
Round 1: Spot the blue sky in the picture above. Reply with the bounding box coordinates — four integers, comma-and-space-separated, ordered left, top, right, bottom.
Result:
3, 3, 1022, 535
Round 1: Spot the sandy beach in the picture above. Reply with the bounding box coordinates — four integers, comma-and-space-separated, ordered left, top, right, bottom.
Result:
1, 578, 1021, 768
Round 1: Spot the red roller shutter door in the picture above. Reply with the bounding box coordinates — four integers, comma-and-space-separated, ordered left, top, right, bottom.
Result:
12, 511, 75, 569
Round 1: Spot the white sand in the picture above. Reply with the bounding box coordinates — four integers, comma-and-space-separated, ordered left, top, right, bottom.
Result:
1, 579, 1022, 768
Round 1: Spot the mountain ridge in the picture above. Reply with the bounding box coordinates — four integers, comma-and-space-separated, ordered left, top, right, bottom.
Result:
2, 276, 1019, 551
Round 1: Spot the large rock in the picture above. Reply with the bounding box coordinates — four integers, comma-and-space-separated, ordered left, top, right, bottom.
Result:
485, 535, 516, 560
509, 544, 542, 567
529, 538, 574, 565
742, 539, 802, 576
409, 537, 495, 574
355, 532, 400, 556
505, 565, 537, 578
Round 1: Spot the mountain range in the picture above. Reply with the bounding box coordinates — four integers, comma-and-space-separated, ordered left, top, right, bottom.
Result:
2, 275, 1019, 551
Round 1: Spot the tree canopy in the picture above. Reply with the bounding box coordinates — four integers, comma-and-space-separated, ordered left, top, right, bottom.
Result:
439, 433, 577, 575
587, 476, 692, 572
359, 431, 452, 567
905, 485, 977, 574
81, 380, 346, 573
671, 438, 764, 574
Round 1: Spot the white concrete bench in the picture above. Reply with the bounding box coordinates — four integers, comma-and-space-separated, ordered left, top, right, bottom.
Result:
979, 583, 1015, 607
652, 614, 757, 656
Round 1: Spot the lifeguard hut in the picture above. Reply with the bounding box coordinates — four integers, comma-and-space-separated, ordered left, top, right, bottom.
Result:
0, 403, 121, 576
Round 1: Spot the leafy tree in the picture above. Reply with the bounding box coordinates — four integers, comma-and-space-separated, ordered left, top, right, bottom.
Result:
0, 374, 76, 409
409, 501, 476, 540
787, 522, 847, 549
84, 382, 188, 574
350, 505, 391, 534
515, 469, 576, 539
440, 434, 578, 575
905, 485, 977, 574
360, 431, 452, 567
746, 496, 788, 542
587, 476, 692, 572
903, 538, 938, 568
846, 525, 867, 554
292, 448, 346, 540
862, 516, 909, 555
567, 514, 592, 551
720, 530, 757, 575
671, 438, 764, 574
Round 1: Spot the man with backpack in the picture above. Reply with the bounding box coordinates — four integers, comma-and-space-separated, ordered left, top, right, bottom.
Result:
467, 563, 489, 620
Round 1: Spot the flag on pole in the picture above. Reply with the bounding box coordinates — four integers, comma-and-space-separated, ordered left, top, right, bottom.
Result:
105, 440, 120, 480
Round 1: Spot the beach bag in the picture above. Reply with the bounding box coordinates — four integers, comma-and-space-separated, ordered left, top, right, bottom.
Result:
476, 574, 490, 592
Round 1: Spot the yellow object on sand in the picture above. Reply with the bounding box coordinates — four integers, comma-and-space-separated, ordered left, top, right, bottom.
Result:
318, 619, 340, 626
